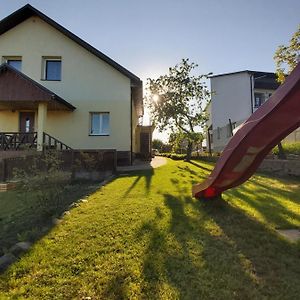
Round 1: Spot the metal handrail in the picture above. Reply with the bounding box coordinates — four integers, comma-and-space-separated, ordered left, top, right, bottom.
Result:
0, 132, 37, 150
0, 132, 72, 151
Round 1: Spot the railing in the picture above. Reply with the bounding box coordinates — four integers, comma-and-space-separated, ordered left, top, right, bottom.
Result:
0, 132, 37, 150
43, 132, 72, 150
0, 132, 72, 151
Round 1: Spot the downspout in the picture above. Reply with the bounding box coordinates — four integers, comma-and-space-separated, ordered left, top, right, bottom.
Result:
250, 74, 254, 114
229, 118, 233, 136
207, 125, 212, 156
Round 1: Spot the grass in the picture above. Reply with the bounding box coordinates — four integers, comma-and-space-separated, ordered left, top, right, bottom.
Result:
0, 159, 299, 299
0, 181, 97, 255
273, 142, 300, 156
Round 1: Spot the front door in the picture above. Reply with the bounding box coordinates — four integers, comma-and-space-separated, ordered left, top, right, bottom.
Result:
19, 112, 35, 144
20, 112, 35, 132
140, 132, 151, 159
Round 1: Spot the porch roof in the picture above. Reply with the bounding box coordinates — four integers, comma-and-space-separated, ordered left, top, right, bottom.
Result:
0, 64, 76, 111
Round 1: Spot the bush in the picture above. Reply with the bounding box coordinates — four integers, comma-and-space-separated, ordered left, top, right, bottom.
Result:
272, 142, 300, 156
158, 153, 187, 160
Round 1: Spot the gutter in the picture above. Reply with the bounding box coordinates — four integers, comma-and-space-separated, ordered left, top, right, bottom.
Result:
250, 74, 254, 114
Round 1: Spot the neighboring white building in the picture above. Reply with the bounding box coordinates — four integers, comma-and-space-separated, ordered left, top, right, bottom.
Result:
207, 70, 282, 152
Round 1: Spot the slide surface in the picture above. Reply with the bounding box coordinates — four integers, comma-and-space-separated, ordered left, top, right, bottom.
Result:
193, 63, 300, 199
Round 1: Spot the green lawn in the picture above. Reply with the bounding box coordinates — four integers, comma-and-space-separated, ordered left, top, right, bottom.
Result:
0, 180, 96, 255
0, 159, 299, 299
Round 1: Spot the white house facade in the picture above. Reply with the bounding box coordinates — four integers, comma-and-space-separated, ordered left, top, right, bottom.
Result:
207, 70, 285, 152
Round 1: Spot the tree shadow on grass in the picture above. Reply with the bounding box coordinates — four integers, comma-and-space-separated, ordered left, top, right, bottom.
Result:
225, 178, 300, 229
188, 160, 214, 172
196, 197, 300, 298
122, 168, 154, 198
136, 166, 300, 298
136, 194, 276, 299
0, 181, 104, 269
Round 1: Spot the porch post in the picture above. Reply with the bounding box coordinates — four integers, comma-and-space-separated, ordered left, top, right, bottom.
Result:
37, 102, 48, 151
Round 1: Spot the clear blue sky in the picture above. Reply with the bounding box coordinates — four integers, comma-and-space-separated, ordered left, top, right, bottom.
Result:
1, 0, 299, 140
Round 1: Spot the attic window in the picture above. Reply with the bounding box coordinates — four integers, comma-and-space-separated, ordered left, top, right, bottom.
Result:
42, 57, 62, 81
3, 56, 22, 71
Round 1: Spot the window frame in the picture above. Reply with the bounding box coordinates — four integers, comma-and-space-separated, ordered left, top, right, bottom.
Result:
42, 57, 62, 81
3, 56, 22, 71
89, 112, 110, 136
254, 92, 265, 108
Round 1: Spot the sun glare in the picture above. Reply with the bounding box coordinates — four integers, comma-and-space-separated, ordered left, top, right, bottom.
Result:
152, 94, 159, 102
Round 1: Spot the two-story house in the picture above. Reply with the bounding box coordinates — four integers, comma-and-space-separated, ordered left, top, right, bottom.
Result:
206, 70, 288, 152
0, 4, 152, 165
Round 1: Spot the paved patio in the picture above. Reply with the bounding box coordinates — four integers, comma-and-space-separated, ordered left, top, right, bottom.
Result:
117, 156, 167, 172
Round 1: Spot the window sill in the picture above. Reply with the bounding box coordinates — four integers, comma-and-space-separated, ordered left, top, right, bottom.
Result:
41, 79, 61, 82
89, 134, 110, 136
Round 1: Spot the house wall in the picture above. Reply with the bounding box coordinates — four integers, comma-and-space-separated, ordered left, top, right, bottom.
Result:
284, 128, 300, 142
0, 111, 19, 131
210, 72, 252, 151
0, 16, 132, 151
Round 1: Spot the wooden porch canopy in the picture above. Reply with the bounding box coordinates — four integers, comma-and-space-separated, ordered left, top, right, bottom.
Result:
0, 63, 76, 111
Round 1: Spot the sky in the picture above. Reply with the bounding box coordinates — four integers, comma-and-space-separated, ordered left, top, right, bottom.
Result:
1, 0, 299, 141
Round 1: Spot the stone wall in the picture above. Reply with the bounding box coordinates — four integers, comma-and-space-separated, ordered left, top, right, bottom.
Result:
258, 159, 300, 176
0, 149, 117, 182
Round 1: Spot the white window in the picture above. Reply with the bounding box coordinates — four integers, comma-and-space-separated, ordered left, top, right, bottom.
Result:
254, 93, 265, 108
90, 112, 110, 135
42, 57, 62, 81
3, 56, 22, 71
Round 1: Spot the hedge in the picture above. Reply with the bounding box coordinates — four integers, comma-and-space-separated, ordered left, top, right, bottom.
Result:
272, 142, 300, 156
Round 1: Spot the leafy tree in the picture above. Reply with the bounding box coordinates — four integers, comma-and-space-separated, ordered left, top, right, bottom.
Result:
274, 25, 300, 83
152, 139, 164, 151
274, 25, 299, 158
147, 59, 211, 161
168, 131, 203, 154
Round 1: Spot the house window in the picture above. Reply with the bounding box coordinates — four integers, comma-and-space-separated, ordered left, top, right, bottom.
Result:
254, 93, 265, 108
3, 57, 22, 71
90, 112, 110, 135
43, 57, 62, 81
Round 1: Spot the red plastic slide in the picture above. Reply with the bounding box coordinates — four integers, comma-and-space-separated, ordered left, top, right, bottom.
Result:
193, 63, 300, 199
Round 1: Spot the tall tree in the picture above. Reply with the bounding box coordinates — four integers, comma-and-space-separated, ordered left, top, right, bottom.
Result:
147, 59, 211, 161
152, 139, 164, 151
274, 25, 300, 83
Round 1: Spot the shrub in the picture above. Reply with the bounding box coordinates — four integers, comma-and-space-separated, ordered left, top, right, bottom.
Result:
272, 142, 300, 156
158, 152, 187, 160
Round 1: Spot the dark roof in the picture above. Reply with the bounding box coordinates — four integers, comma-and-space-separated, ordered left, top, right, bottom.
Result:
210, 70, 280, 90
0, 4, 142, 87
252, 72, 280, 90
0, 63, 76, 110
210, 70, 275, 78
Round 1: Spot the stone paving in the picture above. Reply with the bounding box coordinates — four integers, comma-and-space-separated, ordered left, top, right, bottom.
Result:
117, 156, 167, 172
276, 229, 300, 242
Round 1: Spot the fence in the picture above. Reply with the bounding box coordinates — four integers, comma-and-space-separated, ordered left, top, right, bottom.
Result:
0, 149, 117, 182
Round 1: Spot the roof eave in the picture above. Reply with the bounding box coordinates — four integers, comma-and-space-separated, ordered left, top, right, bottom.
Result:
0, 4, 142, 84
0, 63, 76, 111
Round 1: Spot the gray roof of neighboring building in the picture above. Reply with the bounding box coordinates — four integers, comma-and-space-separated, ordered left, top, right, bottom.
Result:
210, 70, 280, 90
